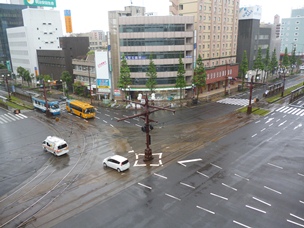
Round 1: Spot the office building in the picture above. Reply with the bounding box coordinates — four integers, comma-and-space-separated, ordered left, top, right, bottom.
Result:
170, 0, 239, 91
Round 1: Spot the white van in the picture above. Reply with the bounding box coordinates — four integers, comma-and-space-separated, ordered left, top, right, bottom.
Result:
42, 136, 69, 156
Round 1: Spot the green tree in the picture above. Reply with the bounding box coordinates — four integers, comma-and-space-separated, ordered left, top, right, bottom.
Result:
145, 54, 157, 94
61, 71, 72, 96
270, 48, 278, 76
290, 48, 296, 73
118, 54, 132, 99
240, 50, 248, 90
263, 46, 271, 83
281, 47, 290, 97
17, 66, 26, 84
0, 63, 6, 69
282, 47, 290, 75
192, 54, 206, 100
253, 47, 264, 80
23, 69, 31, 87
175, 56, 186, 105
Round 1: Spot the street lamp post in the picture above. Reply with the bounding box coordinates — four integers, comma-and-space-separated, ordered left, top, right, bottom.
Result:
87, 66, 92, 104
281, 68, 286, 97
247, 75, 254, 115
38, 80, 51, 117
128, 85, 131, 101
2, 73, 11, 100
224, 62, 228, 96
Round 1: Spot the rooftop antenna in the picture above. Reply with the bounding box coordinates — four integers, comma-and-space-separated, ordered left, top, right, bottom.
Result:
131, 0, 133, 5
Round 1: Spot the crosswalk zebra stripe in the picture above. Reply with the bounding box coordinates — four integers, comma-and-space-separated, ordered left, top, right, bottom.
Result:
17, 113, 28, 119
0, 119, 4, 124
1, 115, 11, 122
217, 98, 253, 106
4, 114, 16, 121
292, 109, 302, 115
278, 107, 289, 112
297, 110, 304, 116
0, 116, 8, 123
276, 106, 285, 112
7, 113, 22, 120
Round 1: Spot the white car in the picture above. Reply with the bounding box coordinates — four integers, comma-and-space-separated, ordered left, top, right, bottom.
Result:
42, 136, 69, 156
103, 155, 130, 172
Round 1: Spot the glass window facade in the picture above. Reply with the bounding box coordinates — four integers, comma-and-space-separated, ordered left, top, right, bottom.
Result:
0, 4, 36, 64
132, 77, 176, 85
123, 51, 184, 60
129, 64, 179, 73
119, 24, 185, 33
120, 38, 184, 46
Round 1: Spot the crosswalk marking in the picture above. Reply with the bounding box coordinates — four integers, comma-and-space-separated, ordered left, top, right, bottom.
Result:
0, 113, 27, 125
217, 98, 253, 107
276, 106, 304, 116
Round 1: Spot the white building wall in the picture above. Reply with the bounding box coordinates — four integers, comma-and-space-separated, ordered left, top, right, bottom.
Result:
7, 8, 63, 79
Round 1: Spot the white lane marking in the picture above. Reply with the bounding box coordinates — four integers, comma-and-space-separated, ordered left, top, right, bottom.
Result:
124, 120, 130, 123
276, 119, 281, 122
287, 219, 304, 227
255, 120, 260, 124
177, 158, 202, 167
105, 114, 110, 117
196, 205, 215, 214
234, 173, 249, 181
180, 182, 195, 189
264, 186, 282, 194
269, 123, 273, 127
103, 120, 107, 123
153, 173, 167, 179
294, 124, 302, 130
290, 213, 304, 222
138, 183, 152, 190
114, 117, 120, 120
267, 163, 283, 169
233, 220, 252, 228
128, 150, 134, 153
252, 134, 257, 138
300, 200, 304, 204
298, 173, 304, 177
252, 197, 271, 206
110, 124, 114, 128
210, 163, 222, 169
95, 116, 100, 119
196, 171, 209, 178
245, 205, 266, 213
222, 183, 237, 191
165, 193, 181, 201
278, 120, 287, 127
261, 128, 266, 132
135, 124, 141, 127
210, 193, 228, 200
265, 118, 274, 124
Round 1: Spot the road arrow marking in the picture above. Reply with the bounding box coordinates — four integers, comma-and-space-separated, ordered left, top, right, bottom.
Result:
177, 158, 202, 167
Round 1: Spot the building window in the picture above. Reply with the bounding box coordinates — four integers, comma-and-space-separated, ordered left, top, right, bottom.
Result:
179, 4, 183, 10
199, 5, 202, 10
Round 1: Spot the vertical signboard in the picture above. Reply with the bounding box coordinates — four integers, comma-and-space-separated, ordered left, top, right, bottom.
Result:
64, 10, 73, 33
95, 51, 110, 93
24, 0, 56, 7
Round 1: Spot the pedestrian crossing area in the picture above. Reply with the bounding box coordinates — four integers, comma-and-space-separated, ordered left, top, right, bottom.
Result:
217, 98, 253, 106
0, 113, 28, 124
275, 106, 304, 116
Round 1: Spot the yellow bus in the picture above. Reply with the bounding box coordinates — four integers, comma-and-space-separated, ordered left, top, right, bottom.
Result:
66, 99, 96, 119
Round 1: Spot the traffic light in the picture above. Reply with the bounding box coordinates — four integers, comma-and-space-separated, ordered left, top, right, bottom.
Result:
141, 124, 153, 132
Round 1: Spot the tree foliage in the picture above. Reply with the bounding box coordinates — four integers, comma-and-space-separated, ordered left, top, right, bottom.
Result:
61, 71, 73, 96
175, 56, 186, 104
145, 54, 157, 93
17, 66, 26, 83
253, 47, 264, 79
282, 47, 290, 74
0, 63, 6, 69
270, 48, 278, 75
192, 54, 206, 100
240, 50, 248, 89
118, 54, 132, 98
290, 48, 296, 73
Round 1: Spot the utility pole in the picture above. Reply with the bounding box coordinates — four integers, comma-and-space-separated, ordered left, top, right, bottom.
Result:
87, 66, 92, 104
117, 95, 175, 162
43, 80, 50, 117
224, 62, 228, 96
247, 75, 254, 114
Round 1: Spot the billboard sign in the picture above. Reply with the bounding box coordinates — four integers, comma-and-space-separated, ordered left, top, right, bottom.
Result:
24, 0, 56, 7
95, 51, 110, 92
239, 5, 262, 20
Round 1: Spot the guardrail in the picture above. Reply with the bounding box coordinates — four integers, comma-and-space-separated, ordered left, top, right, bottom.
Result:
289, 86, 304, 103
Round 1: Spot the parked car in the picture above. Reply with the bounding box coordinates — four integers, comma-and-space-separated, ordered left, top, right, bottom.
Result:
103, 155, 130, 172
59, 95, 67, 101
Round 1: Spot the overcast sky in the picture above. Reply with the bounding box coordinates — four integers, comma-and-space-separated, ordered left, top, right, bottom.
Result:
1, 0, 304, 33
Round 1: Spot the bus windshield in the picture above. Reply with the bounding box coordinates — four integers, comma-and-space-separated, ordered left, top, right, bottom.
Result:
84, 108, 95, 113
50, 104, 59, 109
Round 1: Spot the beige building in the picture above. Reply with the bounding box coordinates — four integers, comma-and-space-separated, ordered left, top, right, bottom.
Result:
108, 6, 195, 99
170, 0, 239, 91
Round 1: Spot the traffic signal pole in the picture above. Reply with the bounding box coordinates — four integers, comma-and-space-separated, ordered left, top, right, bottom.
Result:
117, 95, 175, 162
